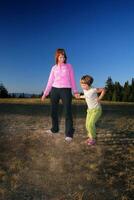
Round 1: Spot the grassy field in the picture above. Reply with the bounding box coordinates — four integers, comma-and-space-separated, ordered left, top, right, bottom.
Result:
0, 99, 134, 200
0, 98, 134, 105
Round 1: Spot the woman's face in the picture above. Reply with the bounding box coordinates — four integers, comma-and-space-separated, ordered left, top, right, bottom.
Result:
58, 54, 65, 64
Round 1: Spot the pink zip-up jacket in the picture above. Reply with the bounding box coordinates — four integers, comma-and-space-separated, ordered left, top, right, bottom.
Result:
43, 63, 78, 96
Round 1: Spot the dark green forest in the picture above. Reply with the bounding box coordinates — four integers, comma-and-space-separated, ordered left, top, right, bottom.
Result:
104, 77, 134, 102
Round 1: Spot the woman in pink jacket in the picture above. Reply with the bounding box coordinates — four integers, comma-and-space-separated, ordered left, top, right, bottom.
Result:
41, 49, 79, 141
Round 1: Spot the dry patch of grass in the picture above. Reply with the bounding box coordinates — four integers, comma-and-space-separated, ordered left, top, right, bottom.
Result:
0, 102, 133, 199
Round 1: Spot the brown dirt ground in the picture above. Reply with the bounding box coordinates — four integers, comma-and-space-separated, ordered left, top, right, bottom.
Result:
0, 102, 134, 200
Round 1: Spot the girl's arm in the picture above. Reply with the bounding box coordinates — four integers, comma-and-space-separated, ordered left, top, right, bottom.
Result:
96, 88, 106, 100
80, 95, 85, 99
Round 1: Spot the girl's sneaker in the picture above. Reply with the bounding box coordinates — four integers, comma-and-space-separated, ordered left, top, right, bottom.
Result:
87, 139, 96, 146
65, 137, 73, 142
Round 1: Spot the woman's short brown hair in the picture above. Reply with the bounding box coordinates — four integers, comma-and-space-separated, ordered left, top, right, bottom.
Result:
80, 75, 94, 86
55, 48, 67, 64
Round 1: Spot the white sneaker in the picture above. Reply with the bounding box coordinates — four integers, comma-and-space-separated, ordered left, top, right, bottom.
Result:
45, 130, 59, 135
65, 137, 73, 142
45, 130, 55, 136
46, 130, 53, 134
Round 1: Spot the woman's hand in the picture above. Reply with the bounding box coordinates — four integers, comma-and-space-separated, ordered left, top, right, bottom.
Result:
74, 93, 80, 99
41, 95, 46, 102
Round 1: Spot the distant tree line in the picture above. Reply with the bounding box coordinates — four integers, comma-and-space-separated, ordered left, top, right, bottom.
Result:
0, 83, 41, 98
104, 77, 134, 102
0, 83, 8, 98
0, 77, 134, 102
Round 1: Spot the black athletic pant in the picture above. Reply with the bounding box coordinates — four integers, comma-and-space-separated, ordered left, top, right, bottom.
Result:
50, 87, 74, 137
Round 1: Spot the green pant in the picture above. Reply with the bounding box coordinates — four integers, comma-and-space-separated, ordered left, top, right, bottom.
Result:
86, 107, 102, 139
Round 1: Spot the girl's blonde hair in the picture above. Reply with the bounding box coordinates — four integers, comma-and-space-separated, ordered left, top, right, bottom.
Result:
80, 75, 94, 86
55, 48, 67, 64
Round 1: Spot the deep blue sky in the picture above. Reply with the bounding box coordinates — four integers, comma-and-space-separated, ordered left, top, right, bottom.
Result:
0, 0, 134, 94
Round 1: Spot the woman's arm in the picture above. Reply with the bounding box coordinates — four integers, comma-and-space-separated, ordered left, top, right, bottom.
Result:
42, 67, 55, 99
68, 64, 78, 94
